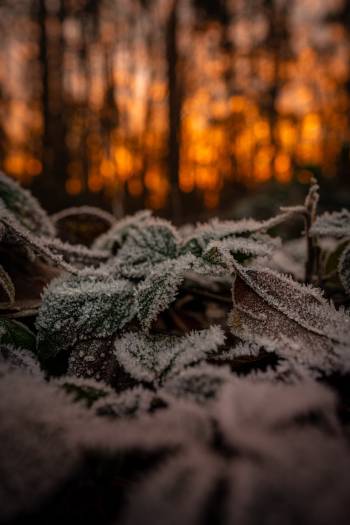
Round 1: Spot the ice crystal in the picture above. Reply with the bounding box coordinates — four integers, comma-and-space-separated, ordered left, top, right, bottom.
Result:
180, 212, 294, 257
67, 338, 115, 382
310, 209, 350, 238
36, 273, 136, 358
135, 254, 196, 330
229, 261, 350, 376
0, 171, 55, 237
42, 236, 109, 267
108, 218, 179, 279
114, 326, 225, 385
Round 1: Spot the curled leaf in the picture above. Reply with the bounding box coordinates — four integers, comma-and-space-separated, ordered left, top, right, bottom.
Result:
0, 171, 55, 237
229, 262, 350, 376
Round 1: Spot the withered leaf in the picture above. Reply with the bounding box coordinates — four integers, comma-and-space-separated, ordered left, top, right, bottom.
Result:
229, 262, 350, 375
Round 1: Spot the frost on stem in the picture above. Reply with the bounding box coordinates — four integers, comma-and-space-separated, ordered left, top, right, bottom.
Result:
229, 261, 350, 376
67, 338, 115, 383
114, 326, 225, 385
0, 171, 55, 237
36, 273, 136, 359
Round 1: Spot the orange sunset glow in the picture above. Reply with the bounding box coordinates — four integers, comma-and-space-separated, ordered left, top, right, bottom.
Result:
0, 0, 349, 216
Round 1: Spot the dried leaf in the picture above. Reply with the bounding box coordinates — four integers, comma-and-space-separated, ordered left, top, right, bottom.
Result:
229, 262, 350, 376
52, 205, 114, 246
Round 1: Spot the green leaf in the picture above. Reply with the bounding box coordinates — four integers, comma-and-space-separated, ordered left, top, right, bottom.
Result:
0, 318, 36, 351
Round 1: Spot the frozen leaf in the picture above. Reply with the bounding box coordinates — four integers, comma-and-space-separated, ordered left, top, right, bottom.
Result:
111, 218, 180, 279
0, 171, 55, 237
36, 274, 136, 359
135, 254, 196, 330
68, 338, 115, 383
229, 261, 350, 376
339, 243, 350, 296
43, 236, 109, 267
180, 212, 295, 257
202, 234, 278, 270
114, 326, 225, 385
0, 344, 41, 377
94, 387, 156, 419
310, 209, 350, 238
0, 318, 36, 351
162, 363, 232, 404
57, 376, 113, 407
52, 205, 114, 246
93, 209, 152, 252
0, 211, 77, 274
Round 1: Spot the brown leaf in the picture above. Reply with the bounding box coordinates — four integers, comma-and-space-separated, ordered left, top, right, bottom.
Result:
229, 262, 350, 375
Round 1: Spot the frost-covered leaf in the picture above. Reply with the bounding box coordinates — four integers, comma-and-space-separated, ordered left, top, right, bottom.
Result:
0, 211, 77, 274
162, 363, 232, 404
52, 205, 114, 246
135, 254, 196, 330
94, 386, 157, 419
93, 209, 152, 252
0, 171, 55, 237
43, 236, 109, 267
339, 243, 350, 297
67, 338, 115, 383
180, 212, 294, 257
114, 326, 225, 385
202, 234, 278, 271
0, 318, 36, 351
111, 218, 180, 279
0, 263, 15, 304
36, 274, 136, 359
310, 209, 350, 238
0, 344, 41, 376
229, 262, 350, 376
57, 376, 113, 407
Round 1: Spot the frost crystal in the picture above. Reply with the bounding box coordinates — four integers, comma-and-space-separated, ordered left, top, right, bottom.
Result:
0, 344, 41, 377
111, 218, 180, 279
162, 363, 232, 403
310, 209, 350, 238
229, 261, 350, 376
114, 326, 225, 385
94, 386, 156, 418
36, 274, 136, 358
135, 254, 196, 330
